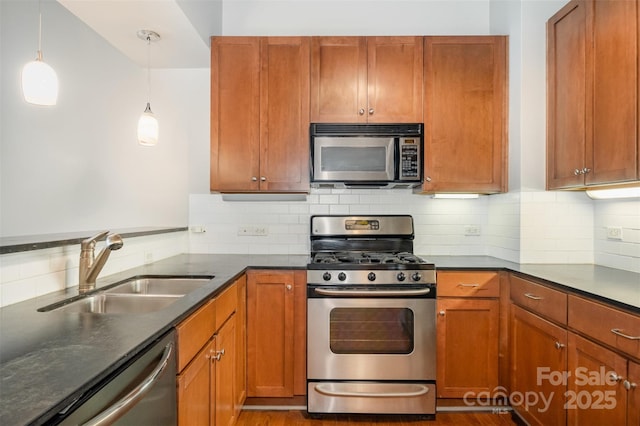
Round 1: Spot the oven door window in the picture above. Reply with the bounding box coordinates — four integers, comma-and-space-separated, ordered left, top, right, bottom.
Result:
329, 307, 414, 354
313, 137, 395, 181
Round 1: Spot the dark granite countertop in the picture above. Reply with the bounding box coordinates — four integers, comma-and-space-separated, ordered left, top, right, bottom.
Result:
1, 253, 638, 425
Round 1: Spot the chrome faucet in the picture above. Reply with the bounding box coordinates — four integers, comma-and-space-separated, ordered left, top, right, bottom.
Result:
79, 231, 124, 294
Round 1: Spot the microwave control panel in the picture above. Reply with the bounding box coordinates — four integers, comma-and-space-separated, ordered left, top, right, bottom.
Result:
399, 138, 421, 181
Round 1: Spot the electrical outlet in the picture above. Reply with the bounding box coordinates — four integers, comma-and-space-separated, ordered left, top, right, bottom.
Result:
606, 226, 623, 240
237, 226, 269, 236
190, 225, 206, 233
464, 225, 481, 236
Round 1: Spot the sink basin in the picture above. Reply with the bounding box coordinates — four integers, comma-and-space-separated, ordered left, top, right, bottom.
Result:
38, 275, 214, 314
104, 276, 214, 296
42, 293, 182, 314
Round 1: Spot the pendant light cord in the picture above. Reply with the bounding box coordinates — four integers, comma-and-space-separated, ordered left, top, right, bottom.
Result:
146, 35, 151, 104
37, 0, 43, 60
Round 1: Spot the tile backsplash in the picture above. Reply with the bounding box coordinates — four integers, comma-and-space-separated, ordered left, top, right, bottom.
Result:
1, 189, 637, 308
0, 232, 188, 307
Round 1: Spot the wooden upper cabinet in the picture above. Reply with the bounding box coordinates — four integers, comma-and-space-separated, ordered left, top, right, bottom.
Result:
210, 37, 309, 193
547, 0, 588, 189
421, 36, 508, 194
547, 0, 639, 189
211, 37, 260, 192
587, 0, 638, 185
310, 36, 423, 123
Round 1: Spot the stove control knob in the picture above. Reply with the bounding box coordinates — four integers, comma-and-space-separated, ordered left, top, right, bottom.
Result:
322, 272, 332, 281
338, 272, 347, 281
411, 272, 422, 282
397, 272, 406, 282
368, 272, 376, 282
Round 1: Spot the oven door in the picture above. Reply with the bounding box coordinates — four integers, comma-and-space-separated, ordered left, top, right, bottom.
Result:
307, 293, 435, 381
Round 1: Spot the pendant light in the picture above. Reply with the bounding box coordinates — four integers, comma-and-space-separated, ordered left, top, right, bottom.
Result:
137, 30, 160, 146
22, 0, 58, 106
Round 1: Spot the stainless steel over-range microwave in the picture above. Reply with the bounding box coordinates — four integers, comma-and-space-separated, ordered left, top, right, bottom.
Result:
310, 123, 423, 189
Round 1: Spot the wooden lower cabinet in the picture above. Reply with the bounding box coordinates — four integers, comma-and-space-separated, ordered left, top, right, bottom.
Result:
247, 269, 306, 397
177, 339, 214, 426
176, 279, 242, 426
510, 304, 568, 426
436, 298, 499, 398
234, 275, 247, 418
567, 332, 627, 425
215, 316, 237, 426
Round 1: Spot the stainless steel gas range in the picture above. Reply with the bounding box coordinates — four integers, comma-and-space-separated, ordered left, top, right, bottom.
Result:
306, 215, 436, 418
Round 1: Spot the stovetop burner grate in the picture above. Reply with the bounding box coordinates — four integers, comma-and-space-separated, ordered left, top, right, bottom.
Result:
311, 251, 427, 265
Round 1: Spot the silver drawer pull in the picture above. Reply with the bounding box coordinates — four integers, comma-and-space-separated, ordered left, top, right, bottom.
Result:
457, 283, 480, 288
524, 293, 543, 300
611, 328, 640, 340
83, 342, 173, 426
314, 384, 429, 398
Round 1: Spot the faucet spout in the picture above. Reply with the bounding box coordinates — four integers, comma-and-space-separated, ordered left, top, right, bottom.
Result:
79, 232, 124, 294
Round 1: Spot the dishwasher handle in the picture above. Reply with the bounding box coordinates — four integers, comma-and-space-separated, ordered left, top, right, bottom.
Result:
83, 342, 174, 426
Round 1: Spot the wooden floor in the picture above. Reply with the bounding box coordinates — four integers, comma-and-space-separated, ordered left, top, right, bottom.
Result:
236, 410, 517, 425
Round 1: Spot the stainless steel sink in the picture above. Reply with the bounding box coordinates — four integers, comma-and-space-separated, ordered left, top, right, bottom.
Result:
104, 276, 214, 296
44, 293, 182, 314
38, 275, 214, 314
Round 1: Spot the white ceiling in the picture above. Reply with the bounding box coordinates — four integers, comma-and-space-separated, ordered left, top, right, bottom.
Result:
57, 0, 222, 69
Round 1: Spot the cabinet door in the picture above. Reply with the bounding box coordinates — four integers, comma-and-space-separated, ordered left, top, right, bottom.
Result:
567, 332, 627, 426
628, 360, 640, 426
215, 316, 237, 426
177, 341, 212, 426
234, 276, 247, 417
367, 36, 423, 123
436, 298, 499, 398
422, 36, 507, 193
547, 0, 588, 189
210, 37, 260, 192
310, 36, 367, 122
586, 0, 638, 185
247, 270, 295, 397
510, 305, 567, 426
259, 37, 310, 191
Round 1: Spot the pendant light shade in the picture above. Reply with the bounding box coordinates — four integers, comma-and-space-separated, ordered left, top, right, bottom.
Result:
22, 2, 58, 106
137, 102, 159, 146
137, 30, 160, 146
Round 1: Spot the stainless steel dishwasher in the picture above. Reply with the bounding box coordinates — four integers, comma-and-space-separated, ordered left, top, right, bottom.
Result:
53, 331, 177, 425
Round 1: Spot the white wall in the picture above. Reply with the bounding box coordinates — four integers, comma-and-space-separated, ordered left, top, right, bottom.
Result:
0, 0, 191, 237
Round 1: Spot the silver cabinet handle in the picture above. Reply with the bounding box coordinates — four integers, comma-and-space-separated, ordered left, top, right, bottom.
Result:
458, 283, 480, 288
554, 341, 565, 350
315, 383, 429, 398
251, 177, 258, 181
574, 169, 582, 176
524, 293, 543, 300
624, 380, 637, 391
582, 167, 591, 174
609, 372, 623, 383
439, 310, 445, 316
611, 328, 640, 340
83, 342, 173, 426
260, 176, 266, 181
286, 284, 292, 291
425, 176, 432, 182
214, 349, 225, 361
368, 108, 374, 115
359, 108, 365, 115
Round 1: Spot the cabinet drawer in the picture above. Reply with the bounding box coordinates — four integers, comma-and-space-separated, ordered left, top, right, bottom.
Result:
510, 275, 567, 325
437, 271, 500, 298
568, 294, 640, 359
176, 299, 216, 372
216, 282, 238, 330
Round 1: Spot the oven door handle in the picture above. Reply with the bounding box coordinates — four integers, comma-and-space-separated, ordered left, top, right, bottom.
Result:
314, 287, 431, 297
314, 383, 430, 398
